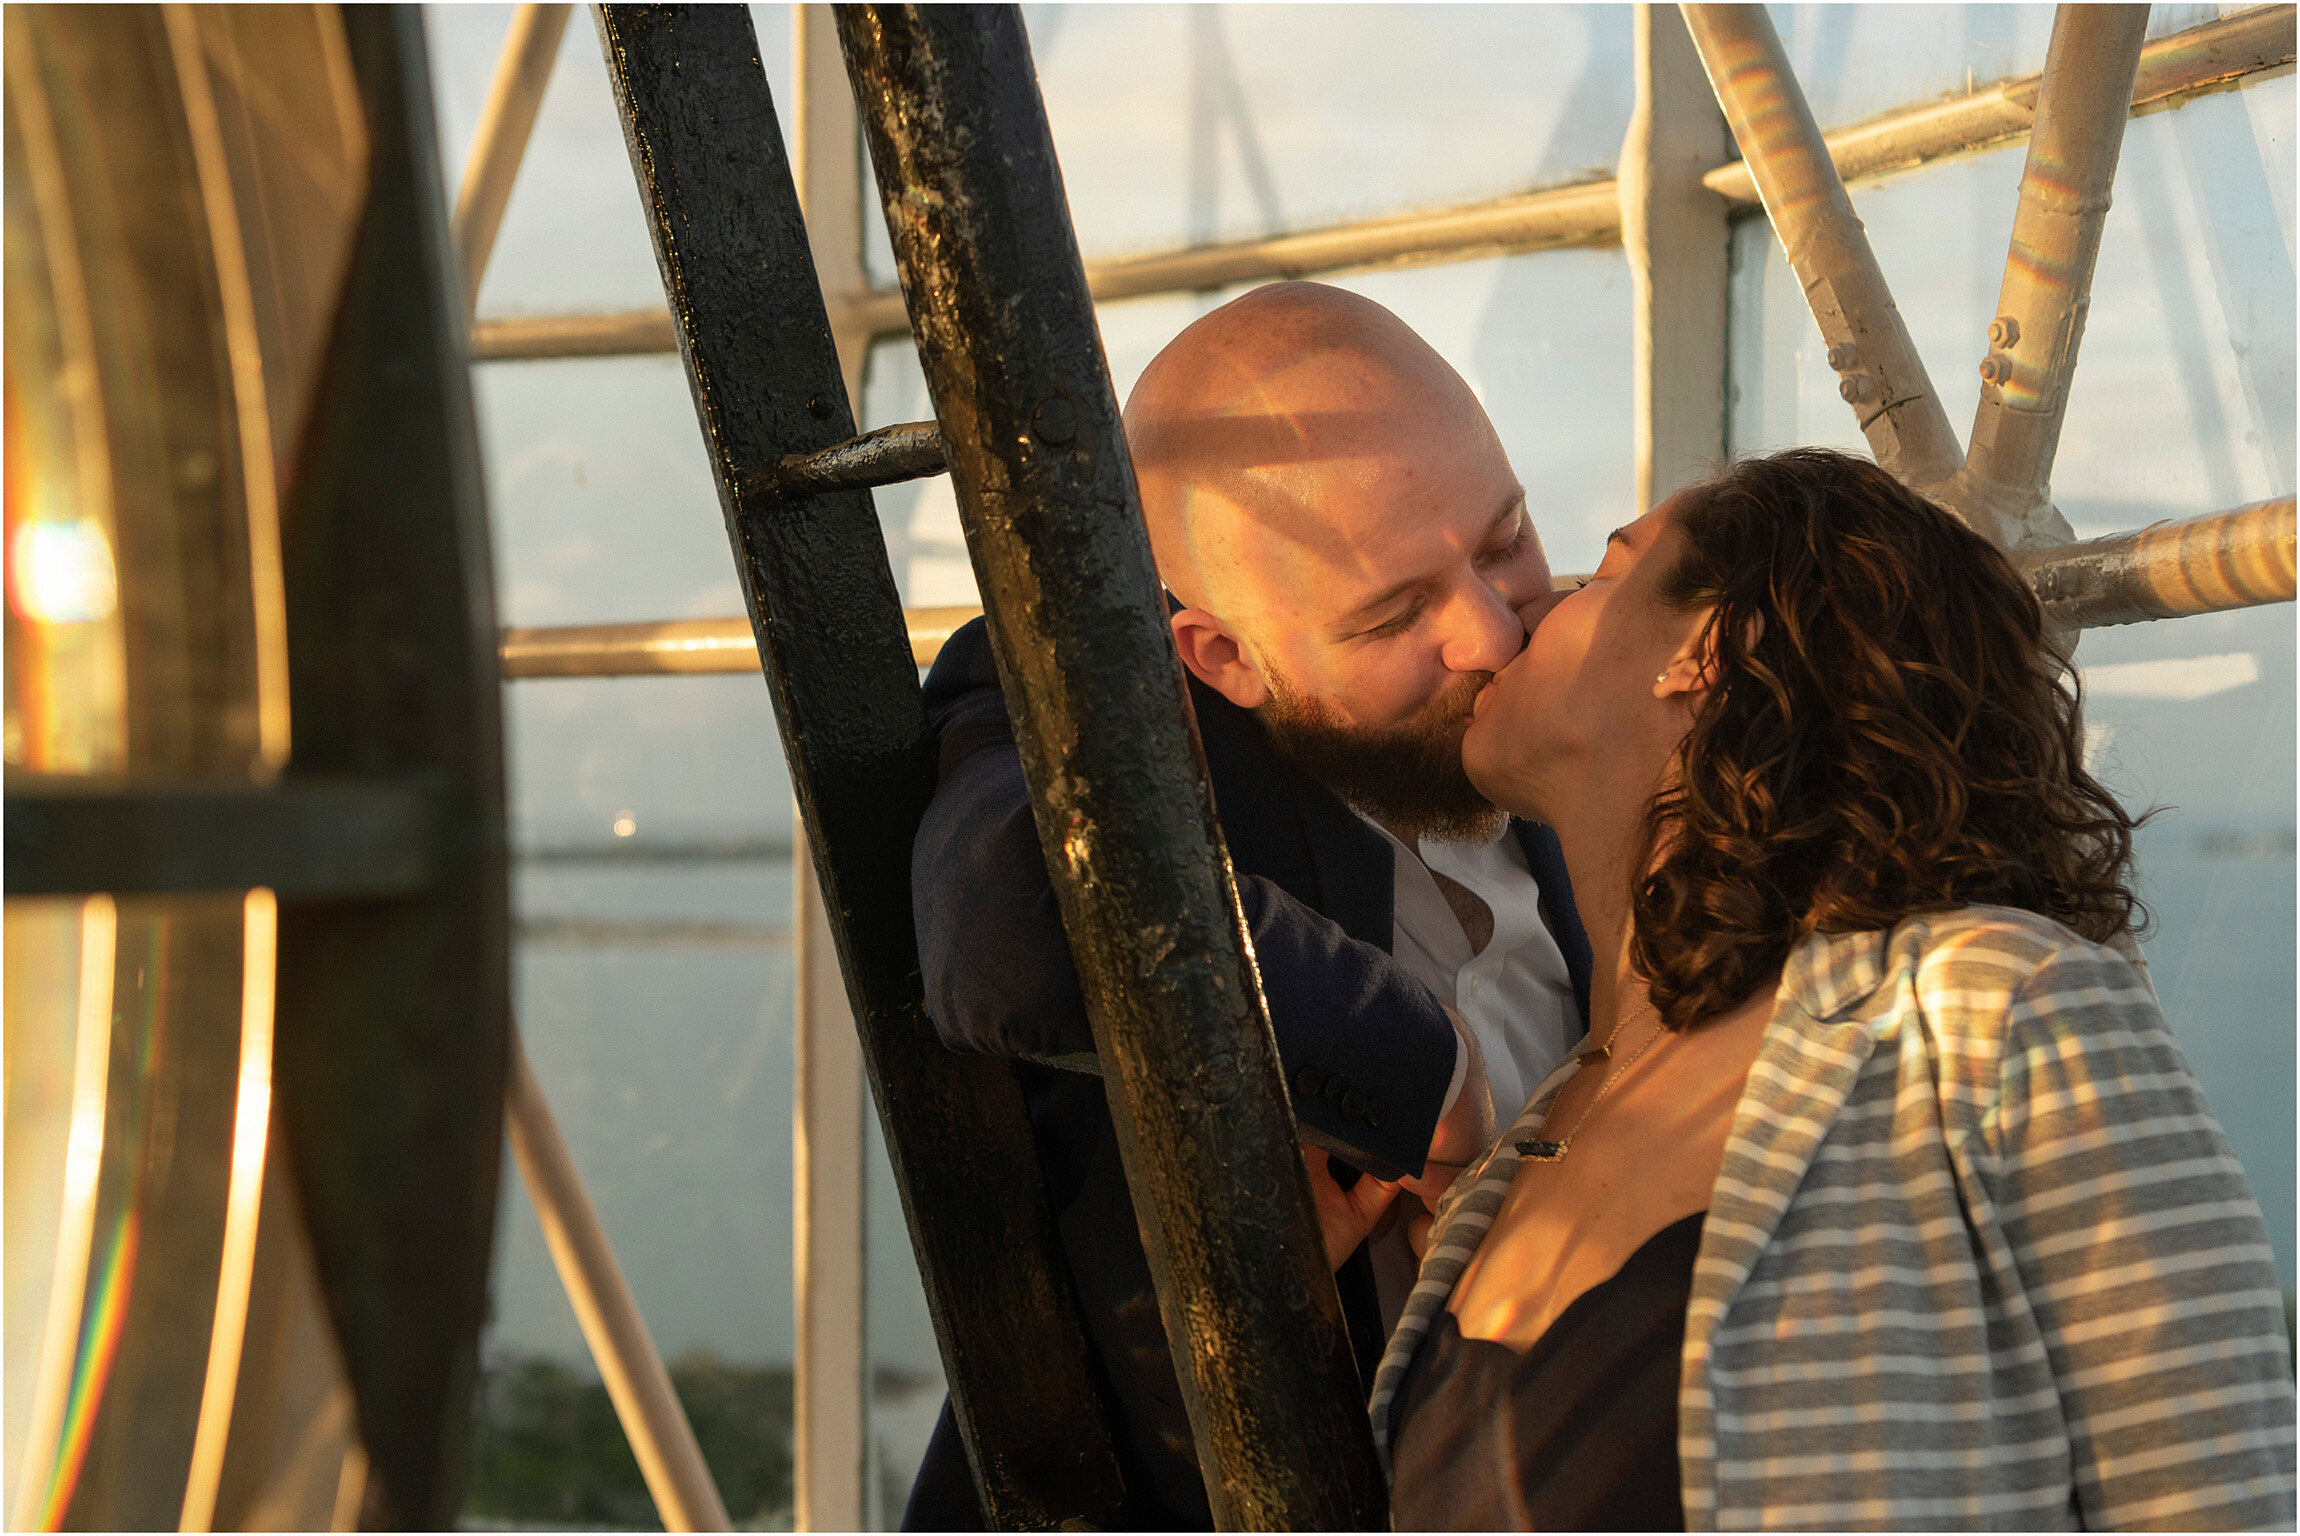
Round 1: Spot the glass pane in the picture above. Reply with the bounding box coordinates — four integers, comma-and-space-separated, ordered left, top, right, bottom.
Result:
1764, 2, 2227, 136
472, 844, 798, 1529
426, 4, 795, 320
1727, 75, 2297, 1289
863, 4, 1636, 287
474, 355, 741, 632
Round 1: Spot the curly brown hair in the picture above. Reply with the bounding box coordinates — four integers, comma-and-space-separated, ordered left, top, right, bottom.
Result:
1636, 448, 2146, 1029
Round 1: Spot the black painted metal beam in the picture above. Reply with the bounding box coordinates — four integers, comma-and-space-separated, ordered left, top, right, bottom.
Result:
761, 418, 945, 498
592, 7, 1125, 1528
3, 776, 439, 898
839, 7, 1387, 1528
271, 11, 511, 1527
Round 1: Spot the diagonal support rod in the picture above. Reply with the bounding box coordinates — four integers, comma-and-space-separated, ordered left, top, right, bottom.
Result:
1680, 4, 1966, 494
453, 3, 571, 320
1951, 5, 2151, 551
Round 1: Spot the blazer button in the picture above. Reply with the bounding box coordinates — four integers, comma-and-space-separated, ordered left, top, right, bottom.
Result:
1365, 1096, 1386, 1128
1293, 1064, 1324, 1097
1322, 1074, 1349, 1110
1342, 1087, 1367, 1121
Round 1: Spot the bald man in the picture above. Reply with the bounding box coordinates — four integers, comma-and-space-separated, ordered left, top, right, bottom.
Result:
905, 283, 1592, 1529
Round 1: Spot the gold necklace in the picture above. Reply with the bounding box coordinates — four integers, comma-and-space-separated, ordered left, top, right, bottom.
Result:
1515, 1006, 1668, 1163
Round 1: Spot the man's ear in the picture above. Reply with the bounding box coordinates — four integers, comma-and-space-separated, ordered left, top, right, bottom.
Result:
1170, 608, 1269, 709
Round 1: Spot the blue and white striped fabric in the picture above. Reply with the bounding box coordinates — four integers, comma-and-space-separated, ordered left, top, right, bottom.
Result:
1370, 905, 2296, 1531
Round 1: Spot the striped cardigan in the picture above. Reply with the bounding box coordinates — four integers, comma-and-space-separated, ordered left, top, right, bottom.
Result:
1370, 905, 2296, 1531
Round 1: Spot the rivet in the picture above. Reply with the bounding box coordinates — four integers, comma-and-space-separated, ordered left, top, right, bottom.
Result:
1826, 343, 1857, 371
805, 395, 834, 421
1987, 315, 2021, 349
1839, 374, 1869, 403
1032, 396, 1078, 444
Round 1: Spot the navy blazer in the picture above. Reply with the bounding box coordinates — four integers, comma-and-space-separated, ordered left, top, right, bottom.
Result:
905, 616, 1592, 1529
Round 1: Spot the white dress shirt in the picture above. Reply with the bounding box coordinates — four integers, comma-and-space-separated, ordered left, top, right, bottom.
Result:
1359, 814, 1578, 1328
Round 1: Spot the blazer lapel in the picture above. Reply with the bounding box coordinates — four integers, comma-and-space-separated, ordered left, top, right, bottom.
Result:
1513, 819, 1592, 1029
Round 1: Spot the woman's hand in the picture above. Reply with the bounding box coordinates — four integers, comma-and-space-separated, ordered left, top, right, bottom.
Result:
1300, 1145, 1400, 1270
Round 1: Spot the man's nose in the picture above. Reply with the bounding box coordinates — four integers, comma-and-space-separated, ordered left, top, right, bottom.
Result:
1440, 581, 1525, 673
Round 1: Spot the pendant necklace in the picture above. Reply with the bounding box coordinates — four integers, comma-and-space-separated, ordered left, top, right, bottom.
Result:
1515, 1005, 1668, 1163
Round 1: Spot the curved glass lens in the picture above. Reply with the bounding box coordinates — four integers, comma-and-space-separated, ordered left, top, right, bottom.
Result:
3, 8, 368, 1530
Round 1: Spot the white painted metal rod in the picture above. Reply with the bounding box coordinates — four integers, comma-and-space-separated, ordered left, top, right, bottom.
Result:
504, 1032, 733, 1532
1700, 4, 2294, 204
499, 604, 982, 678
453, 3, 572, 320
493, 508, 2300, 689
1954, 6, 2151, 551
461, 8, 2289, 364
1680, 3, 1966, 492
2020, 498, 2298, 631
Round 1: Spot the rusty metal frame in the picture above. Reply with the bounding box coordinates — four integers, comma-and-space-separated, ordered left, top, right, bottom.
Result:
590, 6, 1128, 1528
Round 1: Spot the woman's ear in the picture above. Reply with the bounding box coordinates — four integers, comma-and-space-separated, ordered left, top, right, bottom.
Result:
1171, 608, 1269, 709
1657, 608, 1761, 699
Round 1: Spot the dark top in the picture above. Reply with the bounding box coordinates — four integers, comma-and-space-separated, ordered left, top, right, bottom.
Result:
905, 616, 1593, 1531
1389, 1211, 1706, 1533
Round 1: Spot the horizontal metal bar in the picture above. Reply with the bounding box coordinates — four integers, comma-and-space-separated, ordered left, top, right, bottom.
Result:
2020, 496, 2297, 630
471, 308, 678, 359
498, 603, 982, 677
1702, 4, 2293, 204
4, 775, 439, 897
758, 418, 943, 497
462, 9, 2289, 365
838, 177, 1622, 337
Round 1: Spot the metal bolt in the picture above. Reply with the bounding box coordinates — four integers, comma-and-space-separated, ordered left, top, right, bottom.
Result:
1987, 315, 2020, 349
1826, 343, 1858, 371
805, 394, 834, 420
1839, 374, 1869, 403
1032, 396, 1078, 444
1978, 355, 2009, 385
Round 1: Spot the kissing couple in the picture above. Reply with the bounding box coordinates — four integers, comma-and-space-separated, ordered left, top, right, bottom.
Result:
901, 283, 2293, 1532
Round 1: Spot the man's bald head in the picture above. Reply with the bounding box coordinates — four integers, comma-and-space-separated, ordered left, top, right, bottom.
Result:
1124, 282, 1502, 622
1122, 282, 1551, 839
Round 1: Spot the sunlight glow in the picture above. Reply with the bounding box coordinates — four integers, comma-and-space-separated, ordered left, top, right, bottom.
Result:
8, 520, 118, 626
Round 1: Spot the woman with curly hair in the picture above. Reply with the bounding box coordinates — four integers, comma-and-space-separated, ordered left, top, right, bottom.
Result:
1360, 448, 2294, 1530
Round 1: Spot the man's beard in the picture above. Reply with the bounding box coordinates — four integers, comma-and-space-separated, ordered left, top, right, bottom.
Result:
1257, 666, 1508, 844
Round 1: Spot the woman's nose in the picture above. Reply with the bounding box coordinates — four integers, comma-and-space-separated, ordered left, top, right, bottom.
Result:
1513, 586, 1571, 640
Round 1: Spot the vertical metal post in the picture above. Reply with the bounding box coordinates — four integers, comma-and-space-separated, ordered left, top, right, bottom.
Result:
1621, 3, 1730, 509
1680, 3, 1966, 494
839, 8, 1385, 1528
592, 8, 1125, 1527
791, 827, 867, 1533
1951, 5, 2150, 550
794, 3, 872, 412
788, 14, 873, 1526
